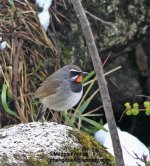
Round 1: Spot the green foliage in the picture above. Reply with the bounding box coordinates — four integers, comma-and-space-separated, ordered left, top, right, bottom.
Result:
124, 101, 150, 116
144, 101, 150, 116
132, 103, 139, 115
124, 102, 132, 115
78, 98, 91, 114
147, 160, 150, 166
1, 83, 19, 119
0, 0, 56, 124
60, 42, 71, 62
8, 0, 15, 8
82, 70, 95, 83
78, 116, 107, 131
125, 102, 139, 116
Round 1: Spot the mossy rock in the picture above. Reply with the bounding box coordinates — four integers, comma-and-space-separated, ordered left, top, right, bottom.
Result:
0, 122, 114, 166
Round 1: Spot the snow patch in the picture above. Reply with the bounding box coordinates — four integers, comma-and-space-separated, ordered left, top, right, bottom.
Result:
95, 123, 150, 166
0, 33, 7, 50
35, 0, 53, 31
38, 10, 50, 31
36, 0, 53, 11
0, 41, 7, 50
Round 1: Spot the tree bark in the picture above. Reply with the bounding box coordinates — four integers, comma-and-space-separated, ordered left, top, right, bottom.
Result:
71, 0, 124, 165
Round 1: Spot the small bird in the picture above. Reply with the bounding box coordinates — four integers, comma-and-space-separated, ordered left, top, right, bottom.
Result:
35, 64, 88, 121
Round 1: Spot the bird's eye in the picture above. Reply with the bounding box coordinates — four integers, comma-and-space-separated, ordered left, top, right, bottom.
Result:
70, 71, 81, 76
69, 69, 83, 82
70, 69, 82, 76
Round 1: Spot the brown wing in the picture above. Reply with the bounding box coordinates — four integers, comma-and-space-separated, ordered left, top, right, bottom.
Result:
35, 74, 61, 99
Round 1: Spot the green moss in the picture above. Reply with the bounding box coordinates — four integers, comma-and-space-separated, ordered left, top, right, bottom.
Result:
0, 129, 114, 166
68, 130, 115, 166
1, 155, 10, 166
25, 155, 53, 166
60, 41, 72, 63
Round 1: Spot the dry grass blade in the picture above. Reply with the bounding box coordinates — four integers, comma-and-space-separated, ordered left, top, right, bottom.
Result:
0, 0, 57, 123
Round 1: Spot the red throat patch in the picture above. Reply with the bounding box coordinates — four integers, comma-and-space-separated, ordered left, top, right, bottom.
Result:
75, 75, 83, 83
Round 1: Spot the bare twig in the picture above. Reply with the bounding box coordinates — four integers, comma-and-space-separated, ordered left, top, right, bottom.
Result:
12, 40, 23, 100
136, 44, 149, 77
83, 66, 121, 86
71, 0, 124, 165
12, 39, 27, 123
85, 10, 114, 27
102, 52, 112, 67
49, 18, 62, 68
123, 145, 148, 165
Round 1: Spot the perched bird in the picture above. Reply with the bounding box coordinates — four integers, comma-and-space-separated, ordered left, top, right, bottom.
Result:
35, 64, 88, 121
95, 123, 150, 166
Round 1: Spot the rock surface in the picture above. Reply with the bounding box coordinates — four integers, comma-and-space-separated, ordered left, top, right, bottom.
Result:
0, 122, 114, 166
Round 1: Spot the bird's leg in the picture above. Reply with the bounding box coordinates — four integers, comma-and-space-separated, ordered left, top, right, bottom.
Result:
36, 104, 47, 122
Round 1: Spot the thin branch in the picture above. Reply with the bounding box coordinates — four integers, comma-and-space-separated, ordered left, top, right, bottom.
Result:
83, 66, 121, 86
71, 1, 124, 165
12, 39, 27, 123
12, 39, 23, 101
85, 10, 114, 27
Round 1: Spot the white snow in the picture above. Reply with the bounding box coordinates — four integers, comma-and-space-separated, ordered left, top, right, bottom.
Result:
95, 123, 150, 166
36, 0, 52, 11
35, 0, 53, 31
0, 32, 7, 50
0, 41, 7, 50
38, 10, 50, 31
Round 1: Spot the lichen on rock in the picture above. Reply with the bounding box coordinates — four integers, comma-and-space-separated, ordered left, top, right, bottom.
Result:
0, 122, 114, 166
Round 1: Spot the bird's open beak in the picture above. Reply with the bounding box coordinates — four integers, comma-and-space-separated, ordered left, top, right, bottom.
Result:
82, 72, 89, 77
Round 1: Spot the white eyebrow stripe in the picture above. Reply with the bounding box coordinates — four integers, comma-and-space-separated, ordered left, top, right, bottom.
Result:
70, 69, 81, 72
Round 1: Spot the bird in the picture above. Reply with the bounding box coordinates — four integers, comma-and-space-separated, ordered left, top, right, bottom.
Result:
95, 123, 150, 166
35, 64, 88, 121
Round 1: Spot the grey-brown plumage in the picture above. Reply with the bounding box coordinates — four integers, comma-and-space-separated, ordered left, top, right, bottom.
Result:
35, 64, 88, 121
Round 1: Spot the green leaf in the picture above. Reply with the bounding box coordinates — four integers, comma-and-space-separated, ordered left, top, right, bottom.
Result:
124, 102, 131, 109
145, 107, 150, 116
126, 109, 132, 115
8, 0, 15, 8
80, 125, 97, 134
61, 112, 75, 127
131, 108, 139, 115
146, 160, 150, 166
78, 99, 91, 114
82, 71, 95, 83
16, 11, 21, 17
144, 101, 150, 108
1, 83, 19, 119
133, 103, 139, 109
79, 116, 108, 131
